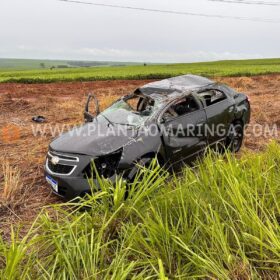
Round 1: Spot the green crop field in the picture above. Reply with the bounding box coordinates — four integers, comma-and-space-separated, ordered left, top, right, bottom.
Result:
1, 143, 280, 279
0, 58, 280, 83
0, 58, 142, 70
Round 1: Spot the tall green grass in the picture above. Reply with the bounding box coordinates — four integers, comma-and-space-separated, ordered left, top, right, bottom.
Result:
1, 142, 280, 279
1, 58, 280, 83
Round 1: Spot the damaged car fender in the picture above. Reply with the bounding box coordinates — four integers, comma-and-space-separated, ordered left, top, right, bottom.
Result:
119, 125, 165, 166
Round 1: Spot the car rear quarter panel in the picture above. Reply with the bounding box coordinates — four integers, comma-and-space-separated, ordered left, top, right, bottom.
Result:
234, 93, 251, 125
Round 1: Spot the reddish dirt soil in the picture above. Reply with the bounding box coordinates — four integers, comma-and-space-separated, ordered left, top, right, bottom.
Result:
0, 76, 279, 237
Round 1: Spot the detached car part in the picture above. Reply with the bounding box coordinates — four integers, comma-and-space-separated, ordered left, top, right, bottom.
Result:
32, 116, 46, 123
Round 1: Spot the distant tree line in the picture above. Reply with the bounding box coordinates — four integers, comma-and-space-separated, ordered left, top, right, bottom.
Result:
67, 61, 111, 67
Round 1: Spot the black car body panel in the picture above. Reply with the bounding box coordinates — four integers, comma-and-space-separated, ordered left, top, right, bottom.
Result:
45, 75, 251, 199
50, 118, 138, 156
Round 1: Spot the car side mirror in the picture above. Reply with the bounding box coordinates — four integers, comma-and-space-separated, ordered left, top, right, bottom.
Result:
84, 93, 100, 123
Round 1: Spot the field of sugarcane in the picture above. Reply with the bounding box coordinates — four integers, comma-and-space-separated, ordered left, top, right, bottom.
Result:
1, 58, 280, 83
1, 142, 280, 279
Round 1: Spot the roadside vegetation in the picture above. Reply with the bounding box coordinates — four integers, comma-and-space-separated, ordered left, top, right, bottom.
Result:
0, 58, 141, 70
0, 160, 24, 210
1, 142, 280, 279
1, 58, 280, 83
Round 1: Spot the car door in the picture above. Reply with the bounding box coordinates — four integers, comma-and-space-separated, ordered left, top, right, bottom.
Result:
159, 94, 207, 164
196, 88, 235, 145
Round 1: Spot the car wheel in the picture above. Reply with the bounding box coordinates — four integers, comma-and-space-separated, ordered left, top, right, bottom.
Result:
129, 157, 153, 182
123, 157, 154, 199
226, 122, 244, 153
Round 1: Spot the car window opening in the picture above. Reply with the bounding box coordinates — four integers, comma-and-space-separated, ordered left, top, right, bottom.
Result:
100, 94, 157, 126
198, 90, 227, 107
163, 95, 199, 120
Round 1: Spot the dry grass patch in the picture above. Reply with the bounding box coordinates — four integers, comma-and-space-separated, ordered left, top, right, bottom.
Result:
0, 160, 23, 209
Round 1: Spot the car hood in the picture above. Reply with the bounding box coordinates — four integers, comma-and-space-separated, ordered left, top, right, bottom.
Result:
49, 119, 138, 156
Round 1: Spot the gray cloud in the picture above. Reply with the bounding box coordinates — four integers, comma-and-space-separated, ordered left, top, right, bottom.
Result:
0, 0, 279, 62
8, 45, 263, 62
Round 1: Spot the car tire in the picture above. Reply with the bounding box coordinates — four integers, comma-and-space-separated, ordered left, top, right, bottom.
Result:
226, 122, 244, 153
127, 157, 154, 182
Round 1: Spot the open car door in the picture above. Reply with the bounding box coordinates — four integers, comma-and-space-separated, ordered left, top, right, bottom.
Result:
84, 94, 100, 123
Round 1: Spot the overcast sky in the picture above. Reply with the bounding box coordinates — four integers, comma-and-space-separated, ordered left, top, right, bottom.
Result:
0, 0, 279, 62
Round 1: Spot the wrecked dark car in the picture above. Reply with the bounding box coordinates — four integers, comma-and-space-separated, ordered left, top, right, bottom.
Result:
45, 75, 250, 199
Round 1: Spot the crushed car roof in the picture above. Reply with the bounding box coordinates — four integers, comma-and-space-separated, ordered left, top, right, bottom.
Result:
138, 75, 214, 95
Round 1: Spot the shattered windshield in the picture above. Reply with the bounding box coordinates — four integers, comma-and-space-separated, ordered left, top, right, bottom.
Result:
99, 95, 158, 127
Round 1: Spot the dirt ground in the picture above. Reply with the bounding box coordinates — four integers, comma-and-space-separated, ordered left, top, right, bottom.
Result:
0, 75, 279, 237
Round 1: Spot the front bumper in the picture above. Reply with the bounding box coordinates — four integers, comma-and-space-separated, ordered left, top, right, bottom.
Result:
44, 149, 123, 200
44, 170, 114, 199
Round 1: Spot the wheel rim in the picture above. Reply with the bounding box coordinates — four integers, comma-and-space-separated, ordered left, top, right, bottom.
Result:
231, 125, 243, 152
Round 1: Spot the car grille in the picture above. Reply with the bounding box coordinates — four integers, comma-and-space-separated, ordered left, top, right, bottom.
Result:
50, 153, 78, 161
47, 151, 78, 176
47, 160, 75, 175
